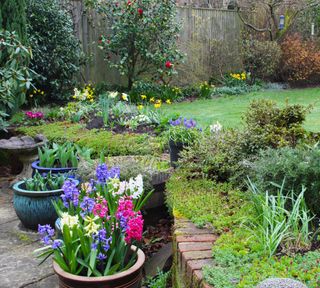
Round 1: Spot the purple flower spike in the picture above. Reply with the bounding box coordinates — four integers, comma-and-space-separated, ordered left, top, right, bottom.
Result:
38, 224, 55, 246
80, 196, 96, 218
61, 180, 79, 208
96, 164, 120, 183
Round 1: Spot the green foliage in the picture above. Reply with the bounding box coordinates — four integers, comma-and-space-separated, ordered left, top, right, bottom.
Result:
17, 122, 161, 157
242, 40, 282, 82
0, 111, 9, 132
0, 0, 27, 43
242, 99, 310, 153
24, 171, 66, 191
166, 119, 200, 145
26, 0, 81, 101
38, 142, 91, 168
91, 0, 183, 89
144, 270, 171, 288
130, 81, 183, 103
166, 173, 250, 231
248, 180, 314, 257
250, 145, 320, 216
0, 30, 33, 114
212, 84, 261, 97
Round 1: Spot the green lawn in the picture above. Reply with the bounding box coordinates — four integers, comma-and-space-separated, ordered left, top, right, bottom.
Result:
162, 87, 320, 132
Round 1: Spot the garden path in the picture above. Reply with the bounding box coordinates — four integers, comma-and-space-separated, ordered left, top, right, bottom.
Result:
0, 178, 58, 288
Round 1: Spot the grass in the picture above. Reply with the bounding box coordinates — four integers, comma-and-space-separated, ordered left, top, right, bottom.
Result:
162, 87, 320, 132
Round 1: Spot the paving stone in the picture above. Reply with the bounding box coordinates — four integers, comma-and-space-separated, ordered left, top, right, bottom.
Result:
23, 274, 59, 288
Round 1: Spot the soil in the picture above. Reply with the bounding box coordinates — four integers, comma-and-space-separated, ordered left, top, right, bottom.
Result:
86, 116, 158, 135
142, 216, 173, 260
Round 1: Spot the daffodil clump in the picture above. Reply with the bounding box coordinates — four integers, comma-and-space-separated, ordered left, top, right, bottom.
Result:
72, 84, 95, 102
136, 94, 171, 110
230, 72, 247, 81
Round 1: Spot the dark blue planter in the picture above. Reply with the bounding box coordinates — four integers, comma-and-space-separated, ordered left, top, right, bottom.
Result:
12, 179, 79, 230
169, 140, 186, 168
31, 160, 78, 175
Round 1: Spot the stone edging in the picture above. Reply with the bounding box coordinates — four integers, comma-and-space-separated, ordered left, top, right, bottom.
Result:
173, 218, 217, 288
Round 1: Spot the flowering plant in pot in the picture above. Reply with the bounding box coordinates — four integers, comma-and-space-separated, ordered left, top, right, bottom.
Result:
13, 171, 77, 230
32, 142, 91, 175
167, 117, 201, 167
35, 163, 152, 288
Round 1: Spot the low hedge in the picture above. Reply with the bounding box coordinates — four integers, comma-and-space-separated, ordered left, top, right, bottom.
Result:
17, 122, 162, 157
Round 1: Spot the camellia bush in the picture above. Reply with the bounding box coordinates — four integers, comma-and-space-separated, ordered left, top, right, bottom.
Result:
26, 0, 81, 101
89, 0, 184, 89
0, 30, 33, 115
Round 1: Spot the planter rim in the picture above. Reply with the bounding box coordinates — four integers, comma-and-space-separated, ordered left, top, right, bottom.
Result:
53, 246, 145, 282
31, 160, 78, 171
13, 178, 79, 197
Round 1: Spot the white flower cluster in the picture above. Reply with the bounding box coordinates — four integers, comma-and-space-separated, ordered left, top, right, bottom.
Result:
60, 212, 79, 229
210, 121, 222, 133
111, 174, 144, 199
132, 114, 152, 124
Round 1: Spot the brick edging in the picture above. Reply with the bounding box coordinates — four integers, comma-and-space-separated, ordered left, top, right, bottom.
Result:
173, 218, 217, 288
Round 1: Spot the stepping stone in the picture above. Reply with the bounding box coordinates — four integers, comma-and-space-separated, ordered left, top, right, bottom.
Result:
257, 278, 307, 288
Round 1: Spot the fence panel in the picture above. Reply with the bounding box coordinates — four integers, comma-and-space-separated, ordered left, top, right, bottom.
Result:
63, 1, 243, 85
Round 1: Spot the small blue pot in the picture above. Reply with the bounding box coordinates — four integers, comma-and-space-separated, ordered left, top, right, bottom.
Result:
31, 160, 78, 175
12, 179, 79, 230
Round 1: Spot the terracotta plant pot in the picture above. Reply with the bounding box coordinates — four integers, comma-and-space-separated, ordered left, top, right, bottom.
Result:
53, 246, 145, 288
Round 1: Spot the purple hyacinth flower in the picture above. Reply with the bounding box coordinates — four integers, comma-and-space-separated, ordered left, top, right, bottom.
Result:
38, 224, 55, 245
96, 164, 120, 183
97, 252, 107, 261
52, 240, 62, 249
61, 180, 79, 208
80, 196, 96, 218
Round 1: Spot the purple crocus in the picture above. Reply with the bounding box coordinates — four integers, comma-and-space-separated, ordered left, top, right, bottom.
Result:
61, 180, 80, 208
96, 164, 120, 183
169, 117, 182, 126
183, 118, 197, 129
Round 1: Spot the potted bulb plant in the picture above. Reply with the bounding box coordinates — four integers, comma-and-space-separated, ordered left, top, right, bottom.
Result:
168, 117, 200, 167
35, 163, 152, 288
13, 171, 78, 230
32, 142, 91, 175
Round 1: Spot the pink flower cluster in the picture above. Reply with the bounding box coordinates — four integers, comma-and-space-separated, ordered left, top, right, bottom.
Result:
116, 197, 143, 244
25, 111, 44, 119
93, 199, 108, 218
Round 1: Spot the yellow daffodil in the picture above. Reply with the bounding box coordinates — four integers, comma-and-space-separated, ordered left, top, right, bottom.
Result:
154, 103, 161, 109
121, 93, 129, 101
166, 99, 172, 104
141, 94, 147, 100
149, 97, 155, 103
137, 104, 144, 110
41, 91, 44, 95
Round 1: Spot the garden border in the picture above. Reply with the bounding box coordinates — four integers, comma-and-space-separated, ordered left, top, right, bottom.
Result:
173, 217, 217, 288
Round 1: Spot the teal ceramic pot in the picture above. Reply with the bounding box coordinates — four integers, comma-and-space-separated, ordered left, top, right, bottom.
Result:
12, 179, 79, 230
31, 160, 77, 176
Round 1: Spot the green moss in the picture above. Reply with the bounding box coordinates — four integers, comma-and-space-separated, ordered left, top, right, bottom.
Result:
166, 172, 251, 232
17, 122, 162, 157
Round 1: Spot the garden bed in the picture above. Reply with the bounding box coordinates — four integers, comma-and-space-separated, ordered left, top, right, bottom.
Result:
166, 172, 320, 288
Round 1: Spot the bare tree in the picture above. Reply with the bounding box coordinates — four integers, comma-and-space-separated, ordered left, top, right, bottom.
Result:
237, 0, 320, 41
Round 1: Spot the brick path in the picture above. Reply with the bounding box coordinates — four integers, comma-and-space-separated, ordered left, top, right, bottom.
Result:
173, 218, 217, 288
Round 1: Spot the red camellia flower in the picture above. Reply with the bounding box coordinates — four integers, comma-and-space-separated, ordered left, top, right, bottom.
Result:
138, 8, 143, 16
165, 61, 173, 69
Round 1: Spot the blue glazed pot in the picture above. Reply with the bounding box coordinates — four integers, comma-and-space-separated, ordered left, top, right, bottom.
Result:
31, 160, 78, 175
12, 179, 79, 230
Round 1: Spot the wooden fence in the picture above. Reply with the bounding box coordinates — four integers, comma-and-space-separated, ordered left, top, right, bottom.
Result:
63, 1, 243, 85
